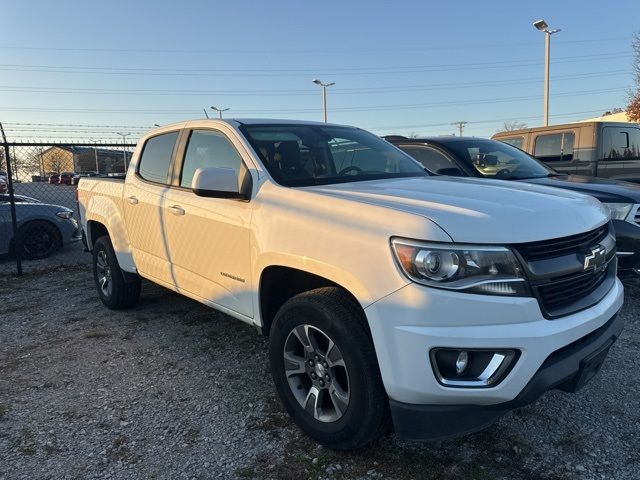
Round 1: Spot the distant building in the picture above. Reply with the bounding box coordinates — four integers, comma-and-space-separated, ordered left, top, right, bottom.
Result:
579, 110, 633, 123
41, 146, 132, 174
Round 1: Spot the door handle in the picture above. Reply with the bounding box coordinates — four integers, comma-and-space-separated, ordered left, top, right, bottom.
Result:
169, 205, 185, 216
127, 195, 138, 205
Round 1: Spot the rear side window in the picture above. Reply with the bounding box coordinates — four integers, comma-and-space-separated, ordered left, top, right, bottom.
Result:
534, 132, 574, 161
138, 131, 179, 184
180, 130, 245, 188
500, 137, 524, 150
603, 127, 640, 160
399, 146, 459, 174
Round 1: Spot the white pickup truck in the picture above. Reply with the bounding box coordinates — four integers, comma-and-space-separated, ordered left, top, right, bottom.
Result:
78, 119, 624, 449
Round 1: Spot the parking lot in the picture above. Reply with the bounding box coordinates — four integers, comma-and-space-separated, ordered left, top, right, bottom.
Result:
0, 265, 638, 480
1, 183, 88, 275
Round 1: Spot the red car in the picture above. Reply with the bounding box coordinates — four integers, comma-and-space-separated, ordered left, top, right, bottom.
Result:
48, 173, 60, 184
59, 172, 76, 185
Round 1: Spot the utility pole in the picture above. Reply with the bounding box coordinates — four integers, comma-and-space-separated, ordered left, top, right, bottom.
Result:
116, 132, 130, 171
452, 121, 468, 136
312, 79, 335, 123
211, 106, 230, 119
533, 19, 561, 127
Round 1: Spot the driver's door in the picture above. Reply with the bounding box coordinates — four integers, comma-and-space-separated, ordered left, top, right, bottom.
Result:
162, 128, 254, 318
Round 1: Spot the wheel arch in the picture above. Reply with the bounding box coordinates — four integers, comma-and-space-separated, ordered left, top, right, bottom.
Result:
258, 265, 365, 337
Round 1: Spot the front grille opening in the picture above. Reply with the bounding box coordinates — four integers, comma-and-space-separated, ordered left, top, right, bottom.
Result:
514, 224, 609, 261
537, 263, 610, 310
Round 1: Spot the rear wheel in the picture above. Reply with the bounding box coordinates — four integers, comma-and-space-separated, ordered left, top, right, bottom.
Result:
19, 220, 62, 259
269, 287, 388, 450
93, 235, 141, 309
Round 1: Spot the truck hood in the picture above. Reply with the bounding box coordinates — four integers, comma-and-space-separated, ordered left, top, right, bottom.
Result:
302, 176, 609, 244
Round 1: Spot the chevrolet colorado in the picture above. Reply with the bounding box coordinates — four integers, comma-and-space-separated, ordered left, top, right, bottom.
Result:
78, 119, 624, 449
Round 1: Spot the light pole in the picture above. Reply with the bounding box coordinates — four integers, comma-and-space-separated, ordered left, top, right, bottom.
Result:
211, 106, 230, 119
312, 79, 335, 123
533, 19, 561, 127
116, 132, 130, 171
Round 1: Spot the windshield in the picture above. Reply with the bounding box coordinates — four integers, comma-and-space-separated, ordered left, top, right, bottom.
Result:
443, 139, 555, 180
241, 124, 427, 187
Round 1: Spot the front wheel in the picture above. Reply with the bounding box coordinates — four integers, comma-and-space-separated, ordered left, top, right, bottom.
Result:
269, 287, 388, 450
19, 220, 62, 259
93, 236, 141, 309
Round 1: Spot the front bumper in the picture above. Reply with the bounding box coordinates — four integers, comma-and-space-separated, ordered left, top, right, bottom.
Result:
388, 313, 623, 440
364, 276, 624, 438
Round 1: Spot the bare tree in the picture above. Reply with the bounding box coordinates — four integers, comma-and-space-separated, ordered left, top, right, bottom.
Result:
500, 120, 528, 132
627, 31, 640, 122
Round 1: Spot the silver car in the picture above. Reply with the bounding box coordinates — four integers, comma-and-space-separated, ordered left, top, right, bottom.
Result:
0, 195, 81, 259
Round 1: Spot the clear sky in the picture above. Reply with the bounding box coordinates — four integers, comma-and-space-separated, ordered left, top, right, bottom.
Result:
0, 0, 638, 142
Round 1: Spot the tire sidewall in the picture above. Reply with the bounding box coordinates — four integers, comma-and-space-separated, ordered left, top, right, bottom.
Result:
269, 297, 379, 445
92, 237, 121, 308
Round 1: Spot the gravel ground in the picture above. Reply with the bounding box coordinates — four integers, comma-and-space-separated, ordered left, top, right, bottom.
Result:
0, 266, 638, 480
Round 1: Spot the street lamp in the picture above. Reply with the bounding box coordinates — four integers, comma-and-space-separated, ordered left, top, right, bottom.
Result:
210, 106, 230, 119
312, 79, 335, 123
533, 19, 561, 127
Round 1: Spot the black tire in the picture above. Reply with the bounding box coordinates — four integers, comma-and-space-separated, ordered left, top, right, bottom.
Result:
269, 287, 388, 450
92, 235, 141, 309
19, 220, 62, 260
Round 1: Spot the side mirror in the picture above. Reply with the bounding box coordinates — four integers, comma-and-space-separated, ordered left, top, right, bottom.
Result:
436, 167, 465, 176
192, 167, 244, 199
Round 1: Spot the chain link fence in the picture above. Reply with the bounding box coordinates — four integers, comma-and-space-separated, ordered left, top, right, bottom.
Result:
0, 141, 136, 275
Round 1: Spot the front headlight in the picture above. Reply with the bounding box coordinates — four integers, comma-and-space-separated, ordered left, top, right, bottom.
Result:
602, 203, 633, 221
391, 238, 530, 296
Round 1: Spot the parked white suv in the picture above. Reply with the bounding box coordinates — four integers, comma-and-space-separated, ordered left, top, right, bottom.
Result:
78, 119, 624, 449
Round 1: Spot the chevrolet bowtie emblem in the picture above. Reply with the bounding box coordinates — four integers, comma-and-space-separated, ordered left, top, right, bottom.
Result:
583, 245, 607, 271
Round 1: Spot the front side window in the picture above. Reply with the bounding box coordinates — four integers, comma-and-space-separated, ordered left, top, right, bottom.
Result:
603, 127, 640, 160
398, 145, 460, 174
241, 124, 426, 187
180, 130, 245, 188
533, 132, 575, 162
138, 131, 179, 184
500, 137, 524, 150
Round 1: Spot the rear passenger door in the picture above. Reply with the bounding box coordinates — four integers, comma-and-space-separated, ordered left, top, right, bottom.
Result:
162, 128, 254, 318
123, 130, 179, 286
597, 126, 640, 182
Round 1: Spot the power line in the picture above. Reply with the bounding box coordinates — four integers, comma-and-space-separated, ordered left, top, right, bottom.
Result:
0, 86, 624, 116
0, 37, 627, 54
0, 70, 629, 98
0, 52, 631, 77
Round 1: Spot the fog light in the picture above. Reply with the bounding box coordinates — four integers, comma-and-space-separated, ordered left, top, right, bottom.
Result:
430, 348, 519, 388
455, 351, 468, 375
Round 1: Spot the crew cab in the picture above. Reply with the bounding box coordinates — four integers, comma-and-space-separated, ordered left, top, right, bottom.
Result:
78, 119, 624, 449
385, 135, 640, 283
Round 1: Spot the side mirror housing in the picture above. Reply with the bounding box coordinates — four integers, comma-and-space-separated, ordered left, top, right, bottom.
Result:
192, 167, 245, 199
